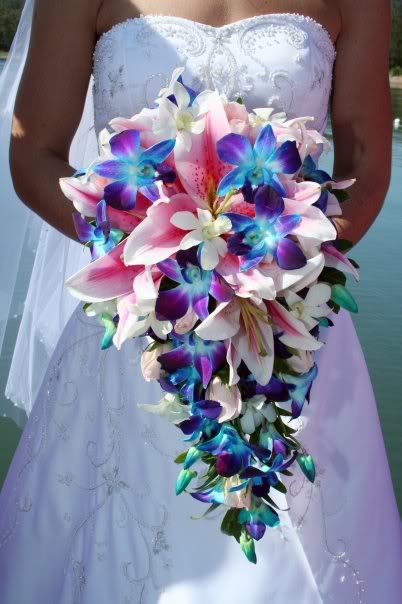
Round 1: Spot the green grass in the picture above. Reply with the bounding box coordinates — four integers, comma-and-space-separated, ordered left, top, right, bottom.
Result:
0, 50, 8, 59
0, 418, 22, 488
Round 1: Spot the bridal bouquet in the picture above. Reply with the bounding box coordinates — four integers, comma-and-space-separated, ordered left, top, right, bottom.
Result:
62, 69, 359, 563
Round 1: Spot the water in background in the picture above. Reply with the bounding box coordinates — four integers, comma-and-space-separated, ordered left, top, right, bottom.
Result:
0, 57, 401, 513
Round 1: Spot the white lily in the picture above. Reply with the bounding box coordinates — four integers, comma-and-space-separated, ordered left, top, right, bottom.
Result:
206, 377, 243, 423
113, 269, 172, 349
171, 209, 232, 270
137, 393, 190, 424
285, 283, 332, 330
240, 395, 278, 435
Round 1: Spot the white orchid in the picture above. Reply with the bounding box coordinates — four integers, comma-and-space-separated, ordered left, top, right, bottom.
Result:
171, 209, 232, 270
153, 67, 212, 151
240, 395, 278, 434
84, 299, 117, 319
249, 107, 288, 129
285, 283, 332, 330
137, 393, 190, 424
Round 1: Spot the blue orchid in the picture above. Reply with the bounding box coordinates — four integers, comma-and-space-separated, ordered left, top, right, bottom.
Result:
156, 248, 233, 322
194, 424, 270, 478
93, 129, 176, 210
238, 500, 280, 541
300, 154, 333, 213
73, 200, 124, 261
281, 363, 318, 418
238, 453, 297, 500
225, 185, 307, 271
216, 123, 301, 197
158, 331, 227, 398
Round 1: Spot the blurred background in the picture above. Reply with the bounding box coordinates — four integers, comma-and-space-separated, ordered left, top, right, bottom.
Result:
0, 1, 401, 515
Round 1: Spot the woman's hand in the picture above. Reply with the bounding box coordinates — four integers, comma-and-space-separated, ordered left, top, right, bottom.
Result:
330, 0, 392, 246
9, 0, 102, 241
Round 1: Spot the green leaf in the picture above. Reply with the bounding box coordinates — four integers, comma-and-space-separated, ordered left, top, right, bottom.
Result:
297, 454, 316, 483
240, 528, 257, 564
276, 406, 293, 417
320, 267, 347, 287
331, 189, 350, 203
331, 284, 358, 313
215, 364, 230, 385
174, 450, 188, 464
175, 469, 197, 495
271, 480, 287, 494
221, 508, 242, 542
191, 501, 221, 520
327, 299, 341, 314
334, 239, 354, 253
263, 495, 284, 511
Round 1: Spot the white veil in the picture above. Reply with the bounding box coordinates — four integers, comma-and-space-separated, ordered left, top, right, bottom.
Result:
0, 0, 97, 427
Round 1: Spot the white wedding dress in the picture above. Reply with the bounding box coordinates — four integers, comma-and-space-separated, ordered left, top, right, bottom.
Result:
0, 14, 401, 604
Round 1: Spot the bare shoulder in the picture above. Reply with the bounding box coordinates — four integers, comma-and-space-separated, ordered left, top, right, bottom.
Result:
337, 0, 391, 34
32, 0, 102, 30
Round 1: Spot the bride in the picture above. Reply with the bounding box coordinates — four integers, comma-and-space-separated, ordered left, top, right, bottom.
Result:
0, 0, 401, 602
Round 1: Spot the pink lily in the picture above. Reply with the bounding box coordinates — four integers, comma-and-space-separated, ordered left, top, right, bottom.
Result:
265, 300, 322, 351
322, 243, 359, 280
60, 176, 144, 233
174, 91, 232, 208
196, 298, 274, 386
65, 240, 143, 303
123, 194, 197, 266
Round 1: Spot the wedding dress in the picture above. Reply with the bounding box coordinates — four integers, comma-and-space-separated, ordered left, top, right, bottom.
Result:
0, 14, 401, 604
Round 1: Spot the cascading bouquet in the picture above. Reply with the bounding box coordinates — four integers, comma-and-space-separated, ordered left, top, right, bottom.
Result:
62, 68, 359, 563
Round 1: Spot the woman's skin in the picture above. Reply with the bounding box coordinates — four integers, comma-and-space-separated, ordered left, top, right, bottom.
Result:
10, 0, 392, 246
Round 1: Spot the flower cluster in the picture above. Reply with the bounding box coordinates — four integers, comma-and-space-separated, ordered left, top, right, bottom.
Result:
62, 68, 359, 564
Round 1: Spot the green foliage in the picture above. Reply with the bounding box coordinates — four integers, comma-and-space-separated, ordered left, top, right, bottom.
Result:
0, 4, 22, 51
391, 2, 402, 69
390, 65, 402, 77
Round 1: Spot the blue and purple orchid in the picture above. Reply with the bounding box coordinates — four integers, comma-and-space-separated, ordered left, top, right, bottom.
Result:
63, 68, 359, 564
216, 123, 301, 198
93, 129, 176, 210
73, 200, 124, 261
156, 247, 233, 322
225, 184, 307, 271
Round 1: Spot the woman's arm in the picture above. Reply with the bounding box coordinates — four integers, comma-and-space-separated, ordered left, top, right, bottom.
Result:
330, 0, 392, 245
9, 0, 102, 241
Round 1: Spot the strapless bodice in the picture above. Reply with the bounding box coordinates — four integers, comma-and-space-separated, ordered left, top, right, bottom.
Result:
92, 13, 336, 136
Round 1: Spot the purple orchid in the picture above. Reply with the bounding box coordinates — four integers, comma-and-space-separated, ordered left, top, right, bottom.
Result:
93, 129, 176, 210
156, 248, 233, 322
225, 185, 307, 271
216, 123, 301, 197
73, 200, 124, 261
158, 331, 227, 400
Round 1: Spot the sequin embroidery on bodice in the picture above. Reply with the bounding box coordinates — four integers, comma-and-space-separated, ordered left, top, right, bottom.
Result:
92, 13, 336, 136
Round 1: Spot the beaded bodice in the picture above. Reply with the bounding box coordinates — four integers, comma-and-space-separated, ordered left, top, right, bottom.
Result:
92, 13, 336, 136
